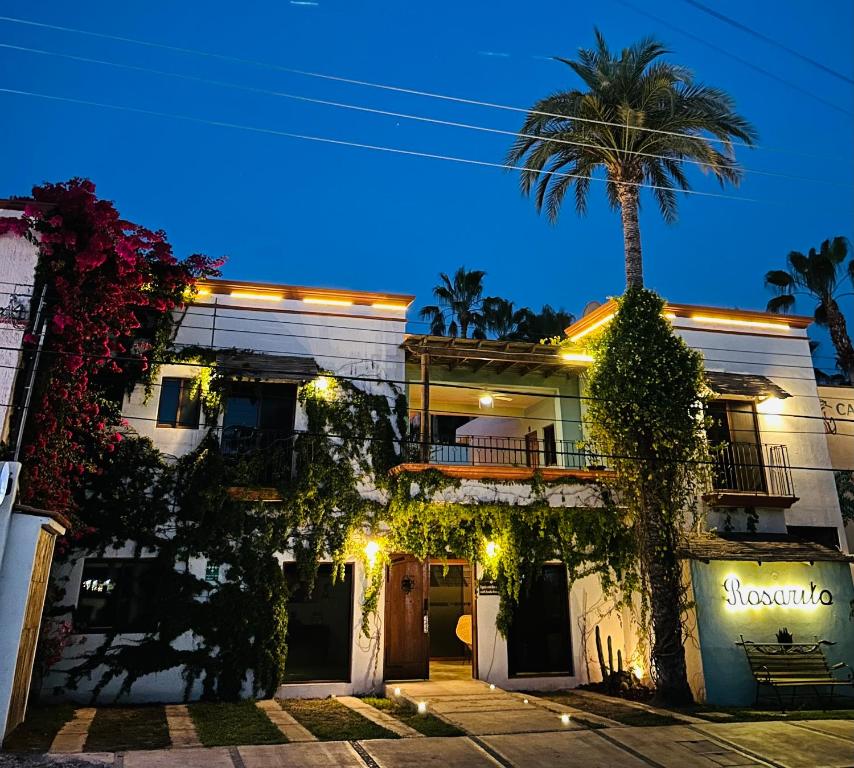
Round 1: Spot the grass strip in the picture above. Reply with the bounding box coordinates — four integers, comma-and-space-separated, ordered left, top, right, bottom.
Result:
538, 691, 680, 727
2, 704, 77, 752
694, 707, 854, 722
363, 697, 464, 737
189, 701, 287, 746
84, 706, 170, 751
280, 698, 398, 741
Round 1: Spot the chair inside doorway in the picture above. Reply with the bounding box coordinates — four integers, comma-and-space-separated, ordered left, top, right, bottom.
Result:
429, 562, 474, 681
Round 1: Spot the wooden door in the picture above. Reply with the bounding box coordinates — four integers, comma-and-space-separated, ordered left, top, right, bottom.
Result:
384, 554, 429, 680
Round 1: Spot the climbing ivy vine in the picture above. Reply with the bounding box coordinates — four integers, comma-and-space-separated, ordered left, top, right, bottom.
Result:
580, 288, 710, 706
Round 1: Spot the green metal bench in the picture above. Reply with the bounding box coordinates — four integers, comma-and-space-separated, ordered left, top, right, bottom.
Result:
737, 638, 853, 709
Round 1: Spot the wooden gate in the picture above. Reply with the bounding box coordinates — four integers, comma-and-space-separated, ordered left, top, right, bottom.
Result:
7, 528, 55, 732
383, 554, 429, 680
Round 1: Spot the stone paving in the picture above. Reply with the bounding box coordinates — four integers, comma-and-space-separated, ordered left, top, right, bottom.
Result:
49, 708, 97, 754
163, 704, 201, 748
336, 696, 423, 738
255, 699, 317, 742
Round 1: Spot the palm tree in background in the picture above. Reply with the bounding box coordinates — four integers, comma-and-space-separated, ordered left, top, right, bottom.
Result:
512, 305, 576, 342
766, 237, 854, 383
483, 297, 528, 339
507, 30, 757, 289
419, 267, 489, 338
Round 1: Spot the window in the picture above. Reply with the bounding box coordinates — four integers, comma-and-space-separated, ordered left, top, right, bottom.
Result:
283, 563, 353, 682
75, 559, 158, 633
543, 425, 557, 466
707, 400, 765, 492
507, 564, 572, 677
787, 525, 840, 549
157, 378, 200, 428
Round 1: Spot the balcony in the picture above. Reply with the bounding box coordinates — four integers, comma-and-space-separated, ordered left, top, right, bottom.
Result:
391, 435, 612, 482
218, 426, 296, 500
704, 442, 798, 508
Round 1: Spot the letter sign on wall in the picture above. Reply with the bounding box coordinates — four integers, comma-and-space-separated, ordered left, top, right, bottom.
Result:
722, 575, 833, 610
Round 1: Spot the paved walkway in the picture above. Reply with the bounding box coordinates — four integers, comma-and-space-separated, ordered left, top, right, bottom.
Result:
4, 721, 853, 768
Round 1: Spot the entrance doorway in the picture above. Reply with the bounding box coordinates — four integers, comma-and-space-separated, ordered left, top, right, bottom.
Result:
428, 561, 474, 681
383, 556, 475, 681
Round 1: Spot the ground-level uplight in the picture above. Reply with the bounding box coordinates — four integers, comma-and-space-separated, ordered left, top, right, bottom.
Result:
417, 701, 428, 714
393, 687, 401, 697
631, 664, 644, 681
489, 683, 495, 690
522, 698, 529, 705
560, 714, 571, 726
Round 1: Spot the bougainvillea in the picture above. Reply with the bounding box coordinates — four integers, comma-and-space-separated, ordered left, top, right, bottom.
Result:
1, 179, 222, 516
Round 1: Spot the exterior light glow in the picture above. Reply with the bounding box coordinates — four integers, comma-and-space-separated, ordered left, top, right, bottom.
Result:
560, 352, 594, 363
195, 288, 212, 297
485, 540, 499, 559
560, 714, 571, 725
372, 302, 408, 311
417, 701, 428, 714
631, 665, 644, 681
489, 683, 495, 690
691, 314, 790, 331
393, 687, 401, 697
479, 393, 495, 408
568, 313, 615, 342
364, 539, 381, 567
663, 312, 678, 320
230, 291, 283, 301
314, 376, 331, 392
757, 395, 784, 427
523, 698, 529, 705
303, 297, 353, 307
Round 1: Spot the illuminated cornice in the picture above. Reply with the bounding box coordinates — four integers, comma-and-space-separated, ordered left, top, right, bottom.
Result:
194, 278, 415, 309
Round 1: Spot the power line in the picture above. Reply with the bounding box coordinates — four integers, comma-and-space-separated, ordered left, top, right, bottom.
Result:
2, 42, 849, 189
0, 13, 842, 157
680, 0, 854, 86
612, 0, 853, 117
1, 343, 851, 423
0, 87, 768, 205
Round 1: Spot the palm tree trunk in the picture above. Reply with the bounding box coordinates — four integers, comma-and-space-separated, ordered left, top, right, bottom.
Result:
825, 300, 854, 382
617, 184, 644, 290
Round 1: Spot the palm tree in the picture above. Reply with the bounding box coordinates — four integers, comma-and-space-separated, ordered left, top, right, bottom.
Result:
511, 305, 576, 342
507, 30, 757, 289
483, 297, 528, 339
766, 237, 854, 382
419, 267, 489, 338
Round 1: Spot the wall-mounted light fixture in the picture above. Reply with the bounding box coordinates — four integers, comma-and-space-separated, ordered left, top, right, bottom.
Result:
478, 393, 495, 408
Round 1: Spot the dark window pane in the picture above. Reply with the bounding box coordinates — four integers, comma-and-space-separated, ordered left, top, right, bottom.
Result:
283, 564, 353, 682
543, 425, 557, 466
157, 378, 199, 428
76, 560, 157, 633
787, 525, 840, 549
157, 378, 181, 427
508, 564, 572, 676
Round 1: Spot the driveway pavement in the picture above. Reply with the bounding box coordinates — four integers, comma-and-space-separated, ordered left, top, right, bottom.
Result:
2, 720, 852, 768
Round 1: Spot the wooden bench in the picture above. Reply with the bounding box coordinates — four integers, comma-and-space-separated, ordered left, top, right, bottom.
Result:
737, 638, 853, 708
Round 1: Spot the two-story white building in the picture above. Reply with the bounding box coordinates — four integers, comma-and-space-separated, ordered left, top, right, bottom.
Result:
39, 282, 853, 707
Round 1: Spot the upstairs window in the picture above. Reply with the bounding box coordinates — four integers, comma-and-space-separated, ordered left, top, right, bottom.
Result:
707, 399, 765, 492
157, 377, 201, 428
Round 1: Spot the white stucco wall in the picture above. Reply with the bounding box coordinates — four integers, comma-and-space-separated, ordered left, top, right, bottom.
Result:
0, 221, 38, 443
673, 317, 847, 549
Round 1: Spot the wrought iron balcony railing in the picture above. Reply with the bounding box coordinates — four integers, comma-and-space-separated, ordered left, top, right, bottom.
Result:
218, 426, 296, 487
401, 435, 605, 471
709, 442, 795, 497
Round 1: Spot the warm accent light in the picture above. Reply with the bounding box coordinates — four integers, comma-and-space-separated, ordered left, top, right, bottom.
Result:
195, 288, 212, 297
314, 376, 331, 392
489, 684, 495, 690
560, 351, 594, 363
523, 698, 529, 705
568, 313, 615, 342
417, 701, 428, 714
632, 665, 644, 681
230, 291, 283, 302
364, 539, 381, 567
303, 297, 353, 307
560, 714, 571, 726
479, 393, 495, 408
757, 395, 784, 427
663, 312, 678, 320
691, 314, 790, 331
372, 302, 408, 311
485, 540, 499, 559
393, 687, 401, 697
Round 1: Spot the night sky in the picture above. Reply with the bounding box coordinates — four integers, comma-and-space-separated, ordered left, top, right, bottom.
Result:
2, 2, 852, 364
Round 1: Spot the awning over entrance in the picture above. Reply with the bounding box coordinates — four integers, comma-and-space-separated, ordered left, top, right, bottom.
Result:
216, 352, 319, 382
680, 533, 854, 563
704, 371, 790, 400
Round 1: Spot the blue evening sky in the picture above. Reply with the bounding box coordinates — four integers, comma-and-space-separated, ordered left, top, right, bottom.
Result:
2, 2, 852, 363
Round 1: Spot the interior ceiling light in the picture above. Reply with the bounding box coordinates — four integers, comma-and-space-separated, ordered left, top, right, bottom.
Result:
478, 393, 495, 408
